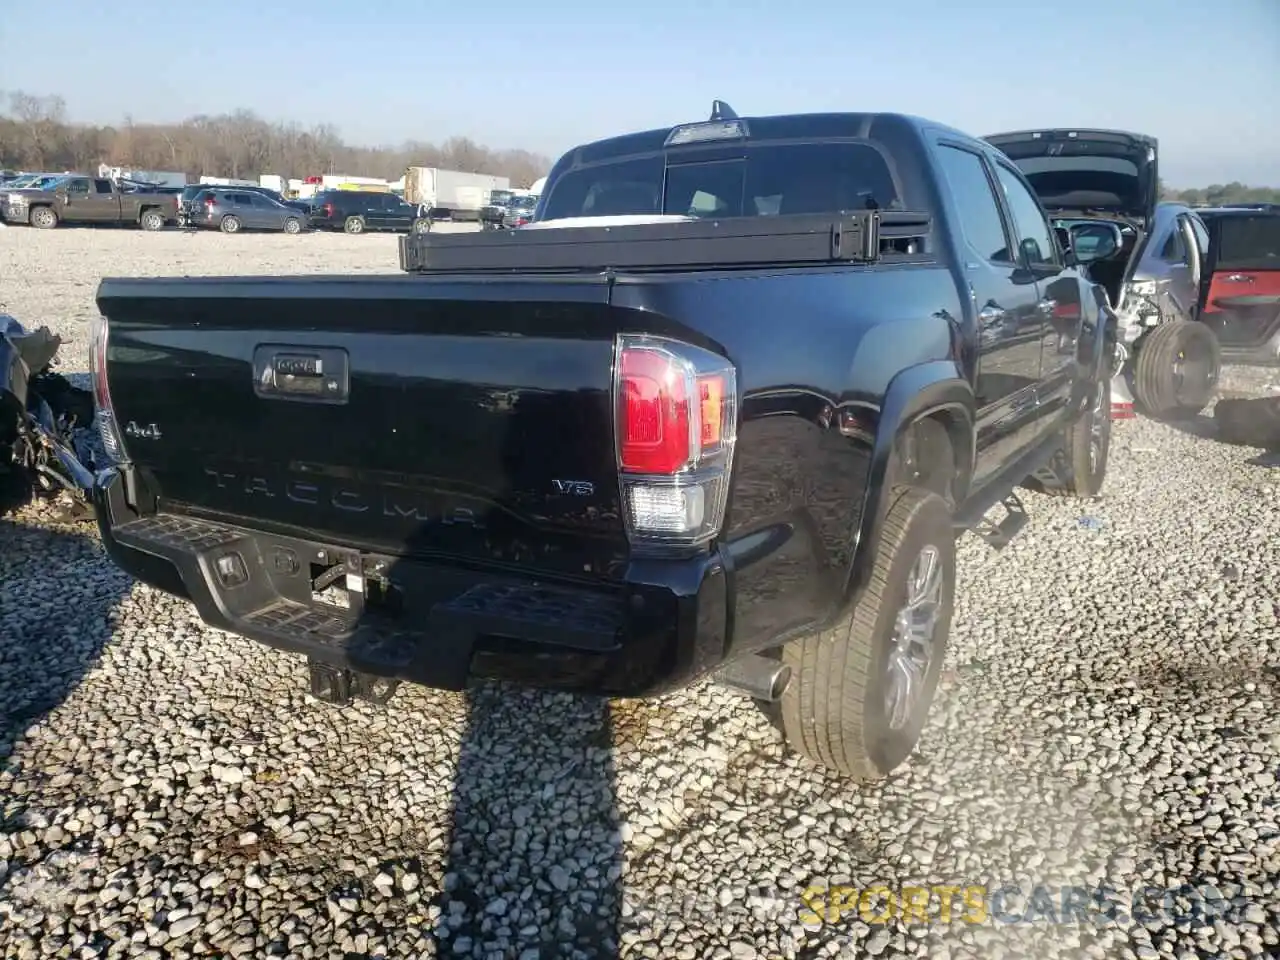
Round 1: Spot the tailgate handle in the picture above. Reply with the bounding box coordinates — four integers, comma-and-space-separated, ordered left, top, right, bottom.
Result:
1223, 274, 1255, 283
253, 345, 350, 405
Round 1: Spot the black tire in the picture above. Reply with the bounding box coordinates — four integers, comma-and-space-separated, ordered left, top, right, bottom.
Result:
1132, 319, 1221, 419
220, 215, 242, 235
139, 208, 165, 231
344, 215, 365, 235
29, 206, 58, 229
283, 217, 302, 234
780, 487, 955, 781
1042, 353, 1114, 499
412, 218, 431, 234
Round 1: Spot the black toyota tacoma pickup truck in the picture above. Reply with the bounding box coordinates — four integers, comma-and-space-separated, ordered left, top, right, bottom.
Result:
90, 103, 1116, 780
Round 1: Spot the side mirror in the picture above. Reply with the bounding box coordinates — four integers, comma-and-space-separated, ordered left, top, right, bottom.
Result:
1068, 222, 1123, 265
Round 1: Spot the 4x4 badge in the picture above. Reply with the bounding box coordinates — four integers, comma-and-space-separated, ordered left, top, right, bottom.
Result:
124, 421, 162, 440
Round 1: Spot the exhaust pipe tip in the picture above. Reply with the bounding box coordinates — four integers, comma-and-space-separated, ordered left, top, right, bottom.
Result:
714, 654, 792, 702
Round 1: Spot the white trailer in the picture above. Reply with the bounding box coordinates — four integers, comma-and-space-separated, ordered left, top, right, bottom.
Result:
403, 167, 511, 221
199, 175, 259, 188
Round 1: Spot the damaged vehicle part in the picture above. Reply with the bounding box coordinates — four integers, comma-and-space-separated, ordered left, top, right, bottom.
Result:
0, 313, 98, 516
985, 128, 1221, 418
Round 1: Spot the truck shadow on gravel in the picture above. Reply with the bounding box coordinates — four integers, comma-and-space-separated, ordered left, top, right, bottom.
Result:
0, 512, 133, 866
397, 384, 625, 959
431, 689, 623, 958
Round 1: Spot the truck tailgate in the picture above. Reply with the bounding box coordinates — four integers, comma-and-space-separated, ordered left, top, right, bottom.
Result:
96, 275, 627, 576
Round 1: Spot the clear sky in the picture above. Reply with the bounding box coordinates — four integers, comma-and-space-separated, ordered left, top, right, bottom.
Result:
5, 0, 1277, 187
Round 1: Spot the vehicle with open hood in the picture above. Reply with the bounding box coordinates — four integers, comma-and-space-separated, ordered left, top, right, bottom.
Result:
985, 129, 1221, 418
90, 103, 1115, 781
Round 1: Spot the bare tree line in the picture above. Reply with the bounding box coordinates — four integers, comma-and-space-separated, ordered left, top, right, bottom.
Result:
0, 91, 552, 188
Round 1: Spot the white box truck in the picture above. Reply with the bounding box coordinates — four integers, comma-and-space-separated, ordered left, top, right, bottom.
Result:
403, 167, 510, 221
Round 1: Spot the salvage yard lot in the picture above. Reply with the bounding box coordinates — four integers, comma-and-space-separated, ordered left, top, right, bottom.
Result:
1, 229, 1278, 960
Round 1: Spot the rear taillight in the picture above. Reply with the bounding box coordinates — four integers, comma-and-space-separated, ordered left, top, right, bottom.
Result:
613, 335, 737, 549
323, 203, 334, 217
204, 197, 216, 209
88, 314, 128, 462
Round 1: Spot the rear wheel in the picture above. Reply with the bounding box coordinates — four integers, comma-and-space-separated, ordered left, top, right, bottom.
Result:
29, 206, 58, 229
220, 215, 241, 234
139, 208, 165, 231
1132, 319, 1220, 418
344, 215, 365, 235
283, 217, 302, 234
779, 488, 955, 781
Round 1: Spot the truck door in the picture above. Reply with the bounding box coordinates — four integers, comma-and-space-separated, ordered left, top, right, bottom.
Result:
92, 179, 124, 222
933, 143, 1046, 488
56, 177, 95, 222
990, 161, 1081, 425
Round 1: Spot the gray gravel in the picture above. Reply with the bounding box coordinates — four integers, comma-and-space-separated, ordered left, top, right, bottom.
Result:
2, 229, 1278, 959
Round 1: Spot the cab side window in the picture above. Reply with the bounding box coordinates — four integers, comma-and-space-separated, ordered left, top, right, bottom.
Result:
934, 144, 1013, 263
66, 178, 91, 197
994, 164, 1058, 267
1161, 221, 1189, 265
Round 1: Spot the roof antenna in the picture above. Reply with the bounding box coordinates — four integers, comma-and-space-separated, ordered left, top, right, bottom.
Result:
710, 100, 738, 121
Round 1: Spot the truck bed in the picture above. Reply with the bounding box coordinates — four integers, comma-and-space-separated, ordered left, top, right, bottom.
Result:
93, 210, 950, 696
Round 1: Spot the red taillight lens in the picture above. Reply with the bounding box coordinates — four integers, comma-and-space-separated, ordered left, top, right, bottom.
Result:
618, 347, 691, 475
323, 203, 334, 217
204, 197, 216, 208
612, 336, 737, 549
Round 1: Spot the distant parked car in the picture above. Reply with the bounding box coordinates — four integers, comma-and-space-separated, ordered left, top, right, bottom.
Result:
307, 189, 428, 234
501, 194, 538, 229
177, 183, 308, 225
187, 188, 307, 234
3, 175, 177, 230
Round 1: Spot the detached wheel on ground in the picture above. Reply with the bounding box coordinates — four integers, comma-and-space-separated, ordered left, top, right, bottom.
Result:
219, 215, 242, 235
1132, 319, 1221, 419
283, 217, 302, 234
344, 216, 365, 235
139, 209, 165, 231
779, 487, 955, 781
29, 206, 58, 229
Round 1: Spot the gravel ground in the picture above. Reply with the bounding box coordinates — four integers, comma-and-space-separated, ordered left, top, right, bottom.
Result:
1, 229, 1278, 960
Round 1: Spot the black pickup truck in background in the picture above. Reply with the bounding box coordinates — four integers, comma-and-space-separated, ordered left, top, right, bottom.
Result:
90, 103, 1116, 781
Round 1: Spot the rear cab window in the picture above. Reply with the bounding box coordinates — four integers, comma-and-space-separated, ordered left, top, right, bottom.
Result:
541, 141, 901, 221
